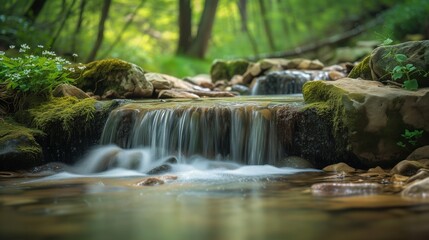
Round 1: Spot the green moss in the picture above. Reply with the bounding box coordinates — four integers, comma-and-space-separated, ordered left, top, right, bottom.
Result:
348, 55, 372, 80
74, 59, 133, 94
210, 59, 250, 82
0, 118, 44, 164
28, 97, 97, 137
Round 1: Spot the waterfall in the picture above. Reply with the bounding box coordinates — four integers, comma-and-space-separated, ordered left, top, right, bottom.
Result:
100, 102, 284, 165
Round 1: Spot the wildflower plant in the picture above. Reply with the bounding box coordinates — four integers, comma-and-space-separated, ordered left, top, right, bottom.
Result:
0, 44, 85, 95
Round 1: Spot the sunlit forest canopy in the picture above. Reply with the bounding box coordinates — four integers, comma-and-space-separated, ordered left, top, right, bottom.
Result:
1, 0, 428, 77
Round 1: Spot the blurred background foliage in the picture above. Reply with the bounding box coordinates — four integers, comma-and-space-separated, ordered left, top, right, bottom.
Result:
0, 0, 428, 77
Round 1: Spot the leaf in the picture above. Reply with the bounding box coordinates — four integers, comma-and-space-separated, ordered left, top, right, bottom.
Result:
392, 72, 403, 80
403, 79, 419, 91
395, 54, 408, 63
397, 141, 406, 148
382, 38, 393, 45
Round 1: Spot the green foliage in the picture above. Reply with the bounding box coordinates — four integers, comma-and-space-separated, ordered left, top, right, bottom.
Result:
0, 44, 82, 95
397, 129, 424, 148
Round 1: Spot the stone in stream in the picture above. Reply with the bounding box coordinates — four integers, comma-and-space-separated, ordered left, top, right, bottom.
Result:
402, 177, 429, 199
391, 159, 429, 176
250, 71, 316, 95
406, 145, 429, 161
52, 84, 90, 99
311, 182, 382, 197
322, 162, 356, 173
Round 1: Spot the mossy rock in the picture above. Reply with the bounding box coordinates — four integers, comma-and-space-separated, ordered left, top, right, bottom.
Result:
210, 59, 250, 82
303, 78, 429, 168
370, 40, 429, 87
348, 55, 372, 80
0, 119, 44, 170
75, 59, 153, 99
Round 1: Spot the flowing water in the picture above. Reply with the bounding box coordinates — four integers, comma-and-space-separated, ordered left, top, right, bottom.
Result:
1, 95, 429, 239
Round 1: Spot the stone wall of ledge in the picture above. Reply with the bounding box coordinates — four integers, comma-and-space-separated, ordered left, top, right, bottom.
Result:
302, 78, 429, 167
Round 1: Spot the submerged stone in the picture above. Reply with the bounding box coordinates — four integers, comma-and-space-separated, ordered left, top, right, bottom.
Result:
402, 177, 429, 199
311, 182, 382, 197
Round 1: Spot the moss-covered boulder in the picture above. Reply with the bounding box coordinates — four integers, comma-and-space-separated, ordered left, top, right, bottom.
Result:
210, 59, 250, 82
75, 59, 153, 99
370, 41, 429, 87
303, 78, 429, 168
0, 119, 44, 170
17, 97, 119, 164
347, 55, 372, 80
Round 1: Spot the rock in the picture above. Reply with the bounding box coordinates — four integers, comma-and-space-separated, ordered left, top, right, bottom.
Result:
311, 182, 382, 197
136, 177, 165, 186
52, 84, 90, 99
370, 40, 429, 87
210, 59, 250, 82
144, 73, 173, 90
259, 58, 290, 70
368, 166, 385, 173
251, 71, 313, 95
230, 75, 244, 85
407, 169, 429, 183
406, 145, 429, 160
328, 70, 346, 80
287, 59, 324, 70
147, 164, 172, 175
347, 55, 372, 79
323, 162, 355, 172
402, 177, 429, 199
391, 160, 429, 176
0, 120, 44, 170
184, 74, 214, 89
276, 156, 315, 169
231, 85, 250, 95
75, 59, 153, 99
160, 73, 199, 91
158, 89, 200, 99
303, 78, 429, 167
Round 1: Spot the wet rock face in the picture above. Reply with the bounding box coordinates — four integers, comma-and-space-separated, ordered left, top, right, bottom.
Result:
402, 177, 429, 199
311, 182, 382, 197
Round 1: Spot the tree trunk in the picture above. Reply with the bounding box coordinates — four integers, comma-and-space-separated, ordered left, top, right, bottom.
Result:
71, 0, 87, 54
50, 0, 77, 48
186, 0, 219, 58
101, 0, 146, 58
258, 0, 275, 51
87, 0, 112, 62
176, 0, 192, 54
237, 0, 258, 55
24, 0, 47, 22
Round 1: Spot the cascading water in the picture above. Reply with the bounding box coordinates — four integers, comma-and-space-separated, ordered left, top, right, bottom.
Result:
100, 102, 283, 166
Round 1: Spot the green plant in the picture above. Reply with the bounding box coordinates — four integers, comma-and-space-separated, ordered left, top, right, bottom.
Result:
397, 129, 424, 148
0, 44, 83, 95
382, 38, 422, 91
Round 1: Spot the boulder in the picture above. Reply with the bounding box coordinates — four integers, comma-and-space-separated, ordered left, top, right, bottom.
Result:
347, 55, 372, 80
0, 120, 44, 170
303, 78, 429, 167
402, 177, 429, 199
210, 59, 250, 82
75, 59, 153, 99
370, 40, 429, 87
322, 162, 355, 172
144, 73, 173, 90
391, 159, 429, 176
251, 71, 313, 95
406, 145, 429, 160
52, 84, 90, 99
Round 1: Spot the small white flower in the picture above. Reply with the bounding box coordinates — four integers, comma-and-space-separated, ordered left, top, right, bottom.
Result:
37, 45, 44, 48
20, 44, 30, 49
69, 68, 75, 72
78, 65, 86, 70
0, 57, 3, 61
23, 69, 31, 75
9, 45, 15, 49
0, 51, 5, 55
72, 53, 78, 57
19, 48, 26, 53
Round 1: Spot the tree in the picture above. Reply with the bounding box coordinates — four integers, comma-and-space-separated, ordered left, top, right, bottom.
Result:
71, 0, 87, 54
176, 0, 219, 58
87, 0, 112, 62
237, 0, 259, 55
258, 0, 275, 51
24, 0, 47, 23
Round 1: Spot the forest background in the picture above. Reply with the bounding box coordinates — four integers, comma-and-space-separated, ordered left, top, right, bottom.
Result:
0, 0, 428, 77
